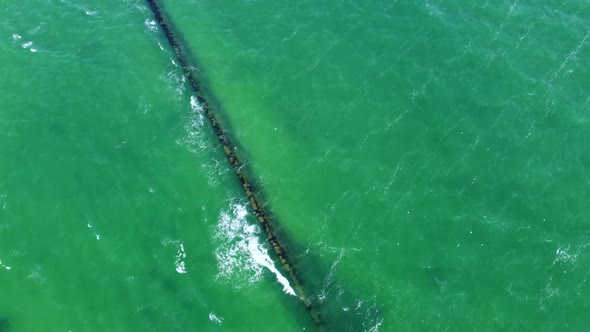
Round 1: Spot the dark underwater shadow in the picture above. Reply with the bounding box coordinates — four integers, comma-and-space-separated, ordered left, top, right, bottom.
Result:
0, 315, 10, 332
144, 1, 382, 330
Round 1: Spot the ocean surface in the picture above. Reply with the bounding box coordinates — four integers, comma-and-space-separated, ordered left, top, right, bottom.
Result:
1, 0, 589, 331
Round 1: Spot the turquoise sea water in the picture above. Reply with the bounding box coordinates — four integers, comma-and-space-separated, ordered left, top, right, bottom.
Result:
1, 0, 590, 331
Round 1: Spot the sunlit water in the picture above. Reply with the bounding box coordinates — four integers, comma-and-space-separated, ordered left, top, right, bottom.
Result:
1, 0, 589, 331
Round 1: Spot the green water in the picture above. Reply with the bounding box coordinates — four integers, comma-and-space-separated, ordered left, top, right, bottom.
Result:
1, 0, 589, 331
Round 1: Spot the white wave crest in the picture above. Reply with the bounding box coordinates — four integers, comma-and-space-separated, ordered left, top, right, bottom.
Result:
214, 203, 295, 296
209, 312, 223, 324
0, 259, 11, 271
175, 243, 187, 274
176, 95, 207, 153
159, 69, 184, 99
1, 192, 7, 210
175, 95, 229, 187
190, 95, 205, 126
161, 239, 188, 274
144, 19, 158, 32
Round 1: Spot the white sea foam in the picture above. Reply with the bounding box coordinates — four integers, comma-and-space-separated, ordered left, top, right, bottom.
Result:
368, 317, 384, 332
12, 34, 21, 40
554, 246, 575, 264
248, 235, 296, 296
137, 95, 151, 114
27, 264, 46, 283
175, 243, 187, 274
214, 203, 296, 296
21, 41, 33, 49
175, 95, 229, 186
190, 95, 205, 126
176, 95, 208, 154
209, 312, 223, 324
29, 25, 42, 34
144, 19, 158, 32
1, 193, 6, 210
59, 0, 97, 17
317, 248, 345, 303
159, 69, 184, 98
214, 204, 262, 284
552, 243, 586, 268
0, 259, 11, 271
161, 239, 188, 274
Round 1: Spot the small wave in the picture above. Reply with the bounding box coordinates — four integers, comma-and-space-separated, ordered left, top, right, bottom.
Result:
21, 41, 33, 49
159, 69, 185, 99
27, 264, 46, 283
29, 24, 43, 34
137, 96, 151, 114
368, 317, 384, 332
214, 202, 295, 296
554, 246, 576, 265
176, 95, 230, 187
551, 242, 588, 268
539, 281, 560, 309
175, 243, 187, 274
144, 19, 158, 32
203, 158, 226, 187
248, 235, 296, 296
59, 0, 97, 17
214, 204, 262, 286
12, 34, 21, 40
208, 312, 223, 324
176, 95, 207, 153
1, 193, 7, 210
317, 248, 345, 303
0, 259, 11, 271
161, 239, 188, 274
190, 95, 205, 126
